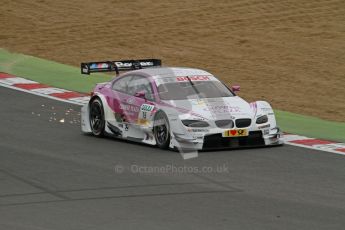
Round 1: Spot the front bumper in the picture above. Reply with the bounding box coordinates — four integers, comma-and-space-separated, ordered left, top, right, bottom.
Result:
203, 131, 264, 149
172, 127, 283, 151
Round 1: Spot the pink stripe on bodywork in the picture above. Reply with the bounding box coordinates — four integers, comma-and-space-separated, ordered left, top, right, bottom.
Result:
250, 102, 257, 115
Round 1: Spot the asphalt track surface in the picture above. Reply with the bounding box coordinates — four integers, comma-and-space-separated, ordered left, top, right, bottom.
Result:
0, 86, 344, 230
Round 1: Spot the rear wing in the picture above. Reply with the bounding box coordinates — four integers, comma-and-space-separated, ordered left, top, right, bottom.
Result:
80, 59, 162, 75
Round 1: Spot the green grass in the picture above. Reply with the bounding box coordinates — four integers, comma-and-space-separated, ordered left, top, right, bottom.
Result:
0, 48, 344, 142
275, 111, 345, 142
0, 48, 112, 93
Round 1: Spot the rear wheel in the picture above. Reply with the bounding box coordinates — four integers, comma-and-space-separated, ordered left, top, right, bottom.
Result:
89, 98, 105, 137
153, 111, 170, 149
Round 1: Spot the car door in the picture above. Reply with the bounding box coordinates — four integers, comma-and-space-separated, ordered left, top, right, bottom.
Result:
112, 74, 155, 124
125, 75, 156, 125
111, 74, 155, 139
111, 75, 134, 124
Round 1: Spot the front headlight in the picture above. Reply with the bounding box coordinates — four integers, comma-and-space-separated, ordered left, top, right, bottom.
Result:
256, 115, 268, 124
182, 120, 209, 127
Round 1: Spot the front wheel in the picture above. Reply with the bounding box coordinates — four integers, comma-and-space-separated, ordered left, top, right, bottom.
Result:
153, 111, 170, 149
89, 98, 105, 137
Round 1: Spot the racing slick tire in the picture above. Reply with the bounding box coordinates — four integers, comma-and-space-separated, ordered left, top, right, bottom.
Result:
153, 111, 171, 149
89, 97, 105, 137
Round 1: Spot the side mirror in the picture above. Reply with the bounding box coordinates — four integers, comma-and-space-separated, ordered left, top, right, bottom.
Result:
134, 90, 146, 99
231, 85, 240, 92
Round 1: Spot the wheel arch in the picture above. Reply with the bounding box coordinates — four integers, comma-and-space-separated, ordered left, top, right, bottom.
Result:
89, 93, 114, 121
152, 109, 171, 149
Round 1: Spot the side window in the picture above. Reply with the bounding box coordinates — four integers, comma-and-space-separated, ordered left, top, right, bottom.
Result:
127, 76, 155, 101
112, 76, 132, 93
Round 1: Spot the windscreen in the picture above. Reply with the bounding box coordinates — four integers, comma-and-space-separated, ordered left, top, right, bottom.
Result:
158, 80, 234, 100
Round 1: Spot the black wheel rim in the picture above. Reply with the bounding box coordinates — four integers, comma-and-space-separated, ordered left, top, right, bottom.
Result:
155, 114, 168, 145
90, 102, 103, 134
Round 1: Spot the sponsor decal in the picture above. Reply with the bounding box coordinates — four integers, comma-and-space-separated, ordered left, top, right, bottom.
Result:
187, 128, 209, 133
99, 63, 109, 68
138, 104, 154, 124
120, 104, 139, 113
138, 118, 149, 125
141, 104, 154, 112
205, 105, 241, 113
258, 124, 270, 129
126, 97, 135, 105
223, 129, 248, 137
115, 61, 153, 68
90, 63, 98, 69
155, 78, 175, 85
176, 76, 210, 82
155, 75, 215, 86
190, 100, 206, 106
261, 107, 273, 113
89, 63, 109, 69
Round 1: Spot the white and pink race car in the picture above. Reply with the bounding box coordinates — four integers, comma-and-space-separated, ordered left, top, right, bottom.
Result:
80, 59, 283, 151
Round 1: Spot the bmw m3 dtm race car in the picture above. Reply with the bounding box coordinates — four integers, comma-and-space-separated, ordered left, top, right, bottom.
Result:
80, 59, 283, 151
